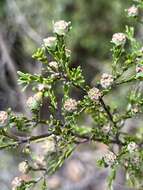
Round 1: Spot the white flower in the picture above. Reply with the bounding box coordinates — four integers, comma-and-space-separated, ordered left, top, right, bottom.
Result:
0, 111, 8, 126
49, 61, 58, 70
111, 33, 126, 46
127, 5, 138, 17
18, 161, 29, 174
103, 151, 117, 166
26, 92, 42, 110
11, 177, 23, 189
41, 137, 56, 154
64, 98, 78, 111
88, 87, 101, 101
127, 142, 138, 153
100, 73, 114, 88
65, 48, 71, 58
43, 37, 57, 48
53, 20, 71, 36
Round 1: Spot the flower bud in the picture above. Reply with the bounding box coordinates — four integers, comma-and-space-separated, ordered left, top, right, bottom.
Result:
43, 37, 57, 48
26, 92, 42, 110
111, 33, 126, 46
53, 20, 71, 36
88, 87, 101, 101
100, 73, 113, 88
64, 98, 78, 112
49, 61, 58, 70
0, 111, 8, 127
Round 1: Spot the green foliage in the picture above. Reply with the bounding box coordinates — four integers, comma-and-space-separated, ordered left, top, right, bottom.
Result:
68, 66, 85, 86
32, 48, 48, 64
108, 168, 116, 190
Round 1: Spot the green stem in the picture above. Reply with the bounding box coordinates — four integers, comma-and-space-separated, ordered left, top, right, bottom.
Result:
115, 75, 136, 86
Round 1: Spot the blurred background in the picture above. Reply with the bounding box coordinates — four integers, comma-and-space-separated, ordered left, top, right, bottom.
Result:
0, 0, 137, 189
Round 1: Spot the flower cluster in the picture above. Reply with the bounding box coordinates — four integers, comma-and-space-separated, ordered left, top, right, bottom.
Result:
43, 36, 57, 49
0, 111, 8, 127
127, 5, 138, 17
100, 73, 114, 88
111, 33, 126, 46
43, 20, 71, 48
88, 87, 101, 101
64, 98, 78, 112
53, 20, 71, 36
103, 151, 117, 166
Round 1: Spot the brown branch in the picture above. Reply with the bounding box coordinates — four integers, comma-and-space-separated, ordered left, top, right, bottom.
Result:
0, 132, 53, 150
0, 128, 126, 150
99, 98, 116, 125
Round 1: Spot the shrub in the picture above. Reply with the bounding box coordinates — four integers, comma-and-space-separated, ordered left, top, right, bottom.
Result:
0, 1, 143, 189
